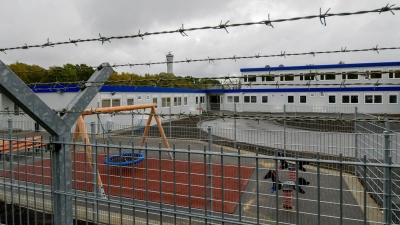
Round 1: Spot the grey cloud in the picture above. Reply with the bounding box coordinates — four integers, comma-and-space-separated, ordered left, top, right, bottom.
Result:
0, 0, 398, 78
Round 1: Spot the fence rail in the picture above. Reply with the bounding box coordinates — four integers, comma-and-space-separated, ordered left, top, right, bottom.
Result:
0, 115, 399, 224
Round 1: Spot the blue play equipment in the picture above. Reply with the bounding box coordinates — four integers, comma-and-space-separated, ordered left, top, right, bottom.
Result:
104, 152, 145, 166
97, 114, 145, 166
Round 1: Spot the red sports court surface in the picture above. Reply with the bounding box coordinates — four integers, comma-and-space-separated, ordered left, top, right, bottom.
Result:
1, 152, 254, 214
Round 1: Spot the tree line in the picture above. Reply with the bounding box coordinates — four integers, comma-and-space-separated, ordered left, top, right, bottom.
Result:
8, 62, 221, 89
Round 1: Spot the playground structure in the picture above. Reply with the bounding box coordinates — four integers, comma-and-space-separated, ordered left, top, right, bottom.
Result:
264, 152, 311, 210
71, 103, 172, 198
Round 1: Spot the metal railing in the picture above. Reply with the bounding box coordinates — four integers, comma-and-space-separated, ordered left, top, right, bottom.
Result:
1, 117, 400, 224
355, 109, 400, 224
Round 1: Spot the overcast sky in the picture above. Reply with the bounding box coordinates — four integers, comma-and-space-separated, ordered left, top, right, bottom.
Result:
0, 0, 399, 78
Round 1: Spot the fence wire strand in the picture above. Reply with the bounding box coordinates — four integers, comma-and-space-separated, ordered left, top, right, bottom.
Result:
0, 5, 399, 53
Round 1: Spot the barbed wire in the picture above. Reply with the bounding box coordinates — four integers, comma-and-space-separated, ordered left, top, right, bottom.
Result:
10, 45, 400, 76
20, 68, 400, 86
23, 68, 400, 90
2, 109, 398, 123
0, 4, 398, 53
27, 82, 400, 92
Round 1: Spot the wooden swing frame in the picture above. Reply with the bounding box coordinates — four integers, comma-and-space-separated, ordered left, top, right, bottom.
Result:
71, 103, 172, 198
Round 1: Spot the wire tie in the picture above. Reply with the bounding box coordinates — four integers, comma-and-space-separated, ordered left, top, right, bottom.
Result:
281, 51, 286, 58
98, 33, 111, 45
373, 45, 379, 54
0, 49, 6, 54
319, 7, 331, 26
112, 63, 118, 70
264, 14, 274, 28
341, 47, 347, 52
232, 55, 237, 62
22, 43, 29, 49
137, 30, 148, 40
218, 20, 230, 34
178, 24, 188, 37
69, 38, 80, 46
255, 53, 261, 58
186, 58, 191, 63
340, 80, 346, 89
306, 80, 311, 90
309, 52, 315, 57
379, 3, 396, 15
41, 38, 54, 48
146, 61, 151, 67
373, 80, 380, 90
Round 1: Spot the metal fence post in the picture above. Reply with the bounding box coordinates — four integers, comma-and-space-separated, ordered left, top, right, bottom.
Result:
207, 125, 213, 223
8, 119, 14, 205
234, 103, 237, 149
97, 102, 100, 134
199, 101, 202, 123
284, 104, 286, 156
90, 122, 98, 223
384, 123, 391, 224
0, 60, 113, 225
8, 119, 12, 138
169, 100, 172, 138
355, 106, 358, 176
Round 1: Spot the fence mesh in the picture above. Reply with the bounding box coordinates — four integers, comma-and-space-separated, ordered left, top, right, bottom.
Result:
1, 107, 399, 224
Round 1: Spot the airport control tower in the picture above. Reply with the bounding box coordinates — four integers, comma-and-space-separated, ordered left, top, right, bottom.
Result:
166, 52, 174, 74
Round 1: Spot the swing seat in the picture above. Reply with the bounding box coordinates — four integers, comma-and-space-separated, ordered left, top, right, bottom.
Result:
104, 152, 144, 166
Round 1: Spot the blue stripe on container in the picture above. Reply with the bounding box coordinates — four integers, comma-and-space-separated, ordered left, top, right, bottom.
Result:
205, 86, 400, 94
240, 61, 400, 72
30, 85, 206, 93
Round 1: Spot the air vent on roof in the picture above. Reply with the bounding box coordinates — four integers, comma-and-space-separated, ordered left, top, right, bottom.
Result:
265, 65, 270, 68
279, 64, 284, 67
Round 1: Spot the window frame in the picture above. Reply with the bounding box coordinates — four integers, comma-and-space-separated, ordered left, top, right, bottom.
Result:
389, 70, 400, 79
299, 95, 307, 104
328, 95, 336, 104
280, 73, 295, 82
300, 73, 315, 81
342, 71, 359, 80
261, 95, 268, 103
287, 95, 295, 104
262, 75, 275, 82
342, 94, 359, 104
127, 98, 134, 105
320, 72, 336, 81
174, 97, 182, 106
365, 70, 382, 79
162, 97, 171, 108
389, 94, 398, 104
244, 74, 257, 82
364, 94, 383, 104
153, 97, 158, 108
244, 95, 257, 103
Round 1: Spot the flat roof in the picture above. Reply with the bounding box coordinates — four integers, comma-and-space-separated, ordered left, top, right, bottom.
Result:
240, 61, 400, 72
